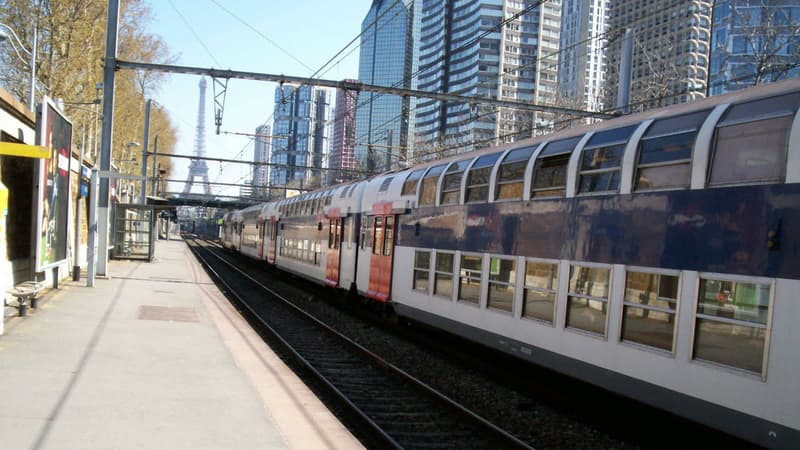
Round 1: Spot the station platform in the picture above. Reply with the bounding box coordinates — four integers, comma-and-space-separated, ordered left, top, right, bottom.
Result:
0, 238, 364, 450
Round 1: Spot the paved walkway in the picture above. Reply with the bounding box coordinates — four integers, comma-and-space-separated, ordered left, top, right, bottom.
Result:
0, 238, 363, 450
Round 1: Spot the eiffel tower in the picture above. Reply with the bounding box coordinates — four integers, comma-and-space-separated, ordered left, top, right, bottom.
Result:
183, 77, 212, 196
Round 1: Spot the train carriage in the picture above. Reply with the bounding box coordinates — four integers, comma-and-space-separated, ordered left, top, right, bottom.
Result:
380, 80, 800, 448
271, 190, 333, 284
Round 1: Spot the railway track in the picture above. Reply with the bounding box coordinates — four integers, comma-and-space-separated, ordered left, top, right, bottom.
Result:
186, 236, 533, 449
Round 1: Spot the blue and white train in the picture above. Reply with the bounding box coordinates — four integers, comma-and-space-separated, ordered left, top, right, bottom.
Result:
221, 80, 800, 448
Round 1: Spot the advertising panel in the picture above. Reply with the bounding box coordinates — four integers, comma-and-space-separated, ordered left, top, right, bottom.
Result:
35, 98, 72, 271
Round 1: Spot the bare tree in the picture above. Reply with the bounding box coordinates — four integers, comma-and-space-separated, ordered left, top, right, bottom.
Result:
720, 1, 800, 90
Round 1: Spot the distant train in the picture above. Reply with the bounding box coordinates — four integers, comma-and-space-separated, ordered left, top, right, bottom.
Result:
221, 80, 800, 448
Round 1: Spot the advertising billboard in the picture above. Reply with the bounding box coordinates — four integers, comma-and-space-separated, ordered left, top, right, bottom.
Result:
35, 98, 72, 271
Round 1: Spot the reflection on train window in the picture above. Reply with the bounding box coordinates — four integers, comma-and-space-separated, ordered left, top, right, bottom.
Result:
466, 153, 502, 203
458, 254, 483, 304
566, 265, 611, 335
383, 216, 394, 256
419, 164, 447, 206
379, 177, 393, 192
578, 125, 638, 194
622, 270, 679, 352
372, 217, 383, 255
495, 146, 535, 201
402, 169, 425, 196
522, 261, 559, 323
361, 216, 371, 250
434, 252, 454, 298
710, 92, 800, 187
693, 277, 771, 375
710, 116, 792, 186
487, 257, 516, 312
531, 136, 581, 198
635, 110, 710, 191
440, 159, 472, 205
413, 250, 431, 293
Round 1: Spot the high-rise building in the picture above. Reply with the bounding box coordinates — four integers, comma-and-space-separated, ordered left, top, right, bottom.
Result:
709, 1, 800, 96
252, 125, 270, 199
605, 1, 713, 112
269, 84, 329, 194
354, 0, 417, 174
329, 84, 358, 185
414, 0, 562, 159
558, 0, 609, 118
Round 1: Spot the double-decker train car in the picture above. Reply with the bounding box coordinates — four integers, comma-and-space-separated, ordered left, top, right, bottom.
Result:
223, 80, 800, 448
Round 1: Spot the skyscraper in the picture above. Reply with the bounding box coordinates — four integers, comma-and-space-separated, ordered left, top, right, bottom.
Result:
559, 0, 609, 117
709, 1, 800, 96
605, 1, 713, 111
252, 124, 270, 199
329, 84, 358, 185
415, 1, 562, 159
269, 84, 329, 194
354, 0, 417, 174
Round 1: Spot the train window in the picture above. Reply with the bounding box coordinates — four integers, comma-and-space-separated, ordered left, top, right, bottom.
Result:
402, 169, 425, 196
434, 252, 454, 298
531, 136, 581, 198
440, 159, 472, 205
372, 217, 384, 255
566, 265, 611, 336
458, 254, 483, 304
339, 186, 350, 198
621, 270, 679, 352
328, 219, 339, 250
487, 257, 516, 313
379, 177, 394, 192
325, 194, 332, 206
419, 164, 447, 206
383, 216, 394, 256
522, 261, 559, 323
466, 153, 503, 203
578, 125, 638, 194
635, 110, 710, 191
709, 93, 800, 187
496, 146, 536, 201
413, 250, 431, 292
360, 217, 371, 250
693, 277, 771, 375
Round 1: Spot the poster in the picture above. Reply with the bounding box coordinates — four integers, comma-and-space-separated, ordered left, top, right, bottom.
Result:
35, 98, 72, 271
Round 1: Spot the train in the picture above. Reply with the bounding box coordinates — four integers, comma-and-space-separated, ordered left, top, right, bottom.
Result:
221, 80, 800, 448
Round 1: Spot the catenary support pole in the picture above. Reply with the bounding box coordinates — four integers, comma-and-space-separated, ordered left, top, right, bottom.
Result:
87, 168, 98, 287
140, 99, 150, 204
96, 0, 120, 277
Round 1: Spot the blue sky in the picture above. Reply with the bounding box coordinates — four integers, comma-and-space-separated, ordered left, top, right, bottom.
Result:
145, 0, 369, 197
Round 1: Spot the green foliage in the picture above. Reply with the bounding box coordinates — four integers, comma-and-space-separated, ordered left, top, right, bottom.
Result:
0, 0, 176, 176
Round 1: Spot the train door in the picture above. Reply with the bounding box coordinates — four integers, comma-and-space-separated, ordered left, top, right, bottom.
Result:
366, 214, 395, 302
257, 220, 266, 259
325, 217, 344, 287
267, 219, 278, 264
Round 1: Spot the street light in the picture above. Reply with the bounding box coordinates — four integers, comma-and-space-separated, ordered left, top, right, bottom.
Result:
0, 22, 37, 112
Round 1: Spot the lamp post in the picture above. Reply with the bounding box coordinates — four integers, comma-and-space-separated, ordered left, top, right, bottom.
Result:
0, 22, 37, 112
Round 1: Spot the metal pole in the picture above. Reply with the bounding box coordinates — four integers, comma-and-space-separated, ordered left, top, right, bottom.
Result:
140, 99, 151, 204
617, 28, 633, 115
87, 168, 98, 287
28, 24, 36, 112
73, 122, 86, 281
97, 0, 120, 277
150, 136, 158, 196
